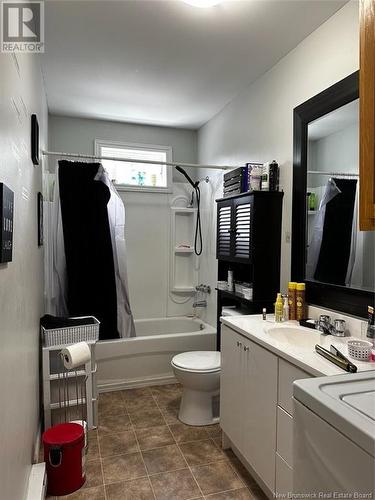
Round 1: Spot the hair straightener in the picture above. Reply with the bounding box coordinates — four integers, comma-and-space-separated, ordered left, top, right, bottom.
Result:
315, 344, 357, 373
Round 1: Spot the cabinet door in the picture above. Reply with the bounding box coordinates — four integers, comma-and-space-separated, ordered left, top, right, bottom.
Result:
220, 325, 244, 448
242, 338, 278, 493
360, 0, 375, 230
233, 196, 252, 261
217, 200, 233, 259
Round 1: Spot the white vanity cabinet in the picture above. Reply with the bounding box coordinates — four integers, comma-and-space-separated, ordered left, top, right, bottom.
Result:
221, 324, 312, 497
220, 325, 278, 493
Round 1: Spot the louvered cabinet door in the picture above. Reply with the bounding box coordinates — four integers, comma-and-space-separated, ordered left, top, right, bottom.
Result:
233, 197, 252, 261
217, 201, 233, 259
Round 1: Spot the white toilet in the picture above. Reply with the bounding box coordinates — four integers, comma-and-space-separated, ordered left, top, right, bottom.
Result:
171, 351, 221, 426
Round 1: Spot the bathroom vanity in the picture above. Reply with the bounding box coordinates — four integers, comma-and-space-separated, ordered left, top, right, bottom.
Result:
219, 315, 375, 498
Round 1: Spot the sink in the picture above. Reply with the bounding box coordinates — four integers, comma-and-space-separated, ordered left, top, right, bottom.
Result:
266, 326, 322, 348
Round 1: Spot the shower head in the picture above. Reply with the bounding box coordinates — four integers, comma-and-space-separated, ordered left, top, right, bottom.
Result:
175, 166, 199, 188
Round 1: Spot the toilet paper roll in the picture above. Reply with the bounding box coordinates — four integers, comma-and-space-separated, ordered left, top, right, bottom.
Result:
61, 342, 91, 370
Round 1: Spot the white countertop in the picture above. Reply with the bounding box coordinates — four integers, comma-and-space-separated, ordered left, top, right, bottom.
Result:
221, 315, 375, 377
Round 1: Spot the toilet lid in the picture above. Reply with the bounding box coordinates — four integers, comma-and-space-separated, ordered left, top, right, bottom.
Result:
172, 351, 221, 372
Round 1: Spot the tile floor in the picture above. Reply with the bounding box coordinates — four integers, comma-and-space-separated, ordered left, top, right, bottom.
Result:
45, 384, 267, 500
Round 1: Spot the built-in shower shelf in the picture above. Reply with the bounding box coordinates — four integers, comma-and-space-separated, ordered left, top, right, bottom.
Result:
174, 247, 194, 253
171, 286, 196, 293
308, 210, 317, 215
170, 202, 198, 295
171, 207, 196, 214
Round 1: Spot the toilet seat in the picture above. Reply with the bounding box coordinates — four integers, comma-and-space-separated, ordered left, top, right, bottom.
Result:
172, 351, 221, 373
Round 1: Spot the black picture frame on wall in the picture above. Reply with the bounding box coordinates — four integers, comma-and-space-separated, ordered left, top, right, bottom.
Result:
31, 114, 39, 165
292, 71, 374, 319
0, 183, 14, 263
37, 192, 43, 247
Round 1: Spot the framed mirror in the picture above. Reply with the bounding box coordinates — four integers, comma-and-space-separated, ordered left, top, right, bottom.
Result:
292, 71, 375, 318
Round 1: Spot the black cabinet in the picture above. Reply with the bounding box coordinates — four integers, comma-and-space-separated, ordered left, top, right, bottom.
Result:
217, 195, 253, 262
216, 191, 284, 349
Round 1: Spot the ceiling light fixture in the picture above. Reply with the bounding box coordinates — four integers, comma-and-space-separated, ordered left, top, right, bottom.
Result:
182, 0, 223, 7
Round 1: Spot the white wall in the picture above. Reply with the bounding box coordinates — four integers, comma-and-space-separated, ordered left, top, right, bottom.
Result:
0, 54, 48, 499
48, 115, 199, 320
49, 115, 198, 181
308, 124, 359, 184
197, 2, 359, 326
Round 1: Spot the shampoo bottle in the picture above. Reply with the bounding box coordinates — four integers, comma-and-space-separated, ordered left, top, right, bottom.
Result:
288, 282, 297, 320
296, 283, 306, 321
275, 293, 283, 323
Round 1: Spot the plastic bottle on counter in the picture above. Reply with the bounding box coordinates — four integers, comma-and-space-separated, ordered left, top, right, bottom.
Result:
282, 295, 289, 322
288, 282, 297, 320
296, 283, 306, 321
275, 293, 284, 323
227, 269, 234, 292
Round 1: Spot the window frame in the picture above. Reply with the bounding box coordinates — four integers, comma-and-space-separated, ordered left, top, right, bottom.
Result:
95, 139, 173, 193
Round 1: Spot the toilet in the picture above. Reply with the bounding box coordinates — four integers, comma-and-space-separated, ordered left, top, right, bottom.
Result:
171, 351, 221, 426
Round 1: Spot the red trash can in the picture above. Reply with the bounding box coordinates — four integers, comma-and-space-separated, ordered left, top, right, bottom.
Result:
43, 422, 85, 496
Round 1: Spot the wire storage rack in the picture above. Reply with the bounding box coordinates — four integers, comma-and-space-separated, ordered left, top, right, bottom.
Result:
42, 317, 99, 431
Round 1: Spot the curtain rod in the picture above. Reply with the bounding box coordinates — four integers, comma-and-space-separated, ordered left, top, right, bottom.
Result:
307, 170, 359, 177
42, 150, 233, 171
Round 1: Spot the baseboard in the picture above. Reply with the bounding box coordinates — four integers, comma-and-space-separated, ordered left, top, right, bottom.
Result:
26, 463, 47, 500
33, 421, 42, 465
98, 374, 178, 393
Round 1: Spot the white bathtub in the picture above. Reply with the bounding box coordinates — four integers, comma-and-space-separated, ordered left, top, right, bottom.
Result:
96, 316, 216, 391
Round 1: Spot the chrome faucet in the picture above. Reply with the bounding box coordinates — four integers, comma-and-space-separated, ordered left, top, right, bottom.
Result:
316, 315, 346, 337
193, 300, 207, 308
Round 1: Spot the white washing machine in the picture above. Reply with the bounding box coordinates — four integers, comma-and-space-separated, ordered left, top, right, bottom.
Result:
293, 371, 375, 496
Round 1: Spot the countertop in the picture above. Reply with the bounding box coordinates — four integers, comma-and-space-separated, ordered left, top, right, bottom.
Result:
221, 315, 375, 377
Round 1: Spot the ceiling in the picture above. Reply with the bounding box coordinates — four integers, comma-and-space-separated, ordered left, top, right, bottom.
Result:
42, 0, 346, 129
308, 99, 359, 141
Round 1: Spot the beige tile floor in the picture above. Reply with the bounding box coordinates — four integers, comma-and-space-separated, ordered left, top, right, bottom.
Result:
45, 384, 267, 500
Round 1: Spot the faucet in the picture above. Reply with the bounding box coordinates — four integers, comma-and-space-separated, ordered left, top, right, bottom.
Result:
316, 315, 346, 337
193, 300, 207, 308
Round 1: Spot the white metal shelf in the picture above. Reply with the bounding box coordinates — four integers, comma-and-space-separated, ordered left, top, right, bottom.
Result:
42, 342, 98, 430
48, 364, 97, 381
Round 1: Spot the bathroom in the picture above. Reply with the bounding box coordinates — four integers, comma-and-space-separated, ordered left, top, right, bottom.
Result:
0, 0, 374, 499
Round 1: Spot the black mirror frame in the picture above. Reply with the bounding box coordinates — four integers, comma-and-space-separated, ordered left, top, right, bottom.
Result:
292, 71, 374, 319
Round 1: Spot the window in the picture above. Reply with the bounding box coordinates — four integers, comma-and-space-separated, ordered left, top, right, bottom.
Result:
95, 140, 172, 192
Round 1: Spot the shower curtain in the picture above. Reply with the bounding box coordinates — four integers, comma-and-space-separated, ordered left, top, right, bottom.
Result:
49, 160, 135, 340
307, 178, 357, 286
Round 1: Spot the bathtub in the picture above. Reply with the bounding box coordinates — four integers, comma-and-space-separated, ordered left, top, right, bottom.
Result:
96, 316, 216, 391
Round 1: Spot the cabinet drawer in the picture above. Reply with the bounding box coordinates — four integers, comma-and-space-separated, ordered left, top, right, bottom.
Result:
276, 452, 293, 495
277, 406, 293, 467
278, 359, 311, 415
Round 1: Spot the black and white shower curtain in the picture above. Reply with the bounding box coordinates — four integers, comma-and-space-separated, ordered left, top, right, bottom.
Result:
47, 160, 135, 340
